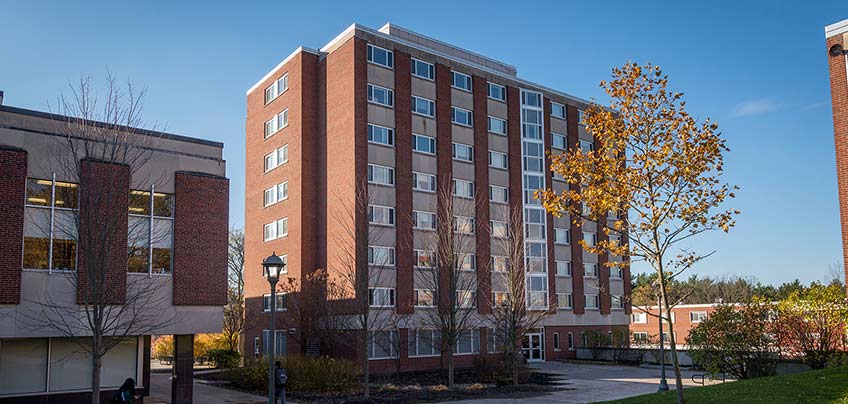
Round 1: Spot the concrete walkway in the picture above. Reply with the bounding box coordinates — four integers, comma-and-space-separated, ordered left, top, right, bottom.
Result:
449, 361, 727, 403
146, 371, 267, 404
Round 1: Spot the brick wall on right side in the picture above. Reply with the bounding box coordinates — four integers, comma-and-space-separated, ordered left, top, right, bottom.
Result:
827, 33, 848, 291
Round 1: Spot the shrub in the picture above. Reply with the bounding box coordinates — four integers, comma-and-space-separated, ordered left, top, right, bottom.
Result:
208, 349, 241, 369
152, 336, 173, 361
473, 353, 530, 384
466, 383, 485, 390
224, 356, 359, 394
431, 384, 449, 392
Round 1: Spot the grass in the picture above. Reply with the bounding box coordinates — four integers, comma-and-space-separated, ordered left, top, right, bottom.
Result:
602, 366, 848, 404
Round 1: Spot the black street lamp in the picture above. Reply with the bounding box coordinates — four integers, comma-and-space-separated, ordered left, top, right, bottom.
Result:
263, 252, 286, 404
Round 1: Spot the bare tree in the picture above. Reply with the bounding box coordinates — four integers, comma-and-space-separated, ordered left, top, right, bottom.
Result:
19, 74, 176, 403
222, 229, 248, 353
487, 206, 549, 385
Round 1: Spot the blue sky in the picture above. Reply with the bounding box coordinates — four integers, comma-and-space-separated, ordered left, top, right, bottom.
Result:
2, 1, 847, 285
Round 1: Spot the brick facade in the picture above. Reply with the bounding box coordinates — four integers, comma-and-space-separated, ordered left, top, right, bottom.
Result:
0, 146, 27, 304
566, 104, 586, 314
472, 75, 492, 314
827, 29, 848, 291
395, 50, 415, 315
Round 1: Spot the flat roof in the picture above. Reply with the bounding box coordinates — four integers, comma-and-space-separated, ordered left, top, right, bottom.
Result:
826, 19, 848, 38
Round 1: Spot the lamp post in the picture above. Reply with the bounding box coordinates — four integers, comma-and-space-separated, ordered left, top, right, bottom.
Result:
657, 292, 669, 391
263, 252, 286, 404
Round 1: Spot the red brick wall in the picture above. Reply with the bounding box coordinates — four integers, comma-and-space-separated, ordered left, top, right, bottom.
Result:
597, 131, 611, 315
566, 105, 585, 314
395, 50, 414, 315
544, 324, 629, 361
629, 305, 718, 344
473, 75, 491, 314
435, 63, 453, 308
0, 146, 26, 304
173, 171, 229, 305
77, 159, 129, 305
827, 33, 848, 291
544, 101, 557, 313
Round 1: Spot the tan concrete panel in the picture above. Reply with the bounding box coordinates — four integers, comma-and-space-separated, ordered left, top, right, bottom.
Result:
451, 89, 474, 110
451, 161, 475, 181
487, 100, 507, 118
411, 77, 436, 100
412, 115, 437, 136
367, 64, 395, 88
368, 143, 396, 167
368, 104, 396, 128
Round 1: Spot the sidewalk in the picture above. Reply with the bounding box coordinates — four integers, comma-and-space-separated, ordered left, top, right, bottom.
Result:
147, 372, 268, 404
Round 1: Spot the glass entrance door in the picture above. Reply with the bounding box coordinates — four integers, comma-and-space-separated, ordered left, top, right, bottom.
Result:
522, 332, 544, 362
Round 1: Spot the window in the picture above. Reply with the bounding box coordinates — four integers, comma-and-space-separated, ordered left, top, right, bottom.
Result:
555, 261, 571, 277
567, 332, 574, 350
23, 175, 78, 271
457, 254, 477, 271
368, 246, 396, 266
453, 179, 475, 199
524, 208, 546, 240
408, 329, 441, 357
414, 290, 435, 307
633, 332, 649, 344
451, 71, 472, 91
612, 295, 624, 309
490, 220, 509, 238
527, 276, 548, 309
413, 249, 435, 268
610, 266, 623, 279
488, 83, 506, 101
367, 164, 395, 186
368, 124, 395, 146
264, 109, 288, 138
262, 293, 287, 312
552, 133, 567, 150
457, 290, 477, 309
264, 145, 289, 172
632, 312, 648, 324
369, 205, 395, 226
264, 182, 288, 207
583, 232, 597, 247
523, 141, 544, 173
488, 116, 507, 135
127, 187, 174, 274
557, 293, 573, 309
522, 91, 542, 107
553, 332, 561, 351
262, 330, 287, 357
368, 288, 396, 307
368, 330, 398, 359
412, 134, 436, 155
411, 58, 435, 80
367, 84, 394, 107
577, 109, 585, 124
488, 151, 508, 169
367, 44, 393, 68
254, 337, 260, 357
264, 73, 289, 104
580, 139, 594, 153
412, 210, 437, 230
491, 256, 508, 272
584, 263, 598, 277
551, 102, 566, 119
412, 172, 436, 192
453, 216, 476, 234
690, 311, 708, 323
263, 218, 288, 241
452, 142, 474, 162
489, 185, 509, 203
554, 228, 570, 245
452, 107, 473, 127
585, 294, 600, 309
523, 174, 545, 205
492, 291, 508, 306
412, 96, 435, 117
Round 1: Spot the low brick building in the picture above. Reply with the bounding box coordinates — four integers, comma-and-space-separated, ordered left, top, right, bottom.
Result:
629, 303, 722, 349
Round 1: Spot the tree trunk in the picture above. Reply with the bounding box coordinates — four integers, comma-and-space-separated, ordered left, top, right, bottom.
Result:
363, 330, 370, 399
92, 353, 102, 404
448, 348, 455, 388
512, 346, 520, 386
661, 292, 685, 404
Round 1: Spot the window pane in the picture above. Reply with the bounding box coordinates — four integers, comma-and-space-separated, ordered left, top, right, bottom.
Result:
129, 190, 150, 215
23, 237, 50, 270
152, 248, 171, 274
153, 193, 173, 217
54, 181, 78, 209
26, 178, 52, 207
127, 246, 148, 273
52, 239, 77, 271
0, 338, 48, 394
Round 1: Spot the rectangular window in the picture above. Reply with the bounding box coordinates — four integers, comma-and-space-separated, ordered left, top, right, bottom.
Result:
453, 179, 475, 199
414, 290, 435, 307
690, 311, 708, 323
633, 332, 649, 344
264, 109, 288, 138
368, 205, 396, 226
451, 71, 472, 91
457, 254, 476, 271
612, 295, 624, 309
583, 232, 597, 247
490, 220, 509, 238
551, 102, 566, 119
491, 256, 508, 272
522, 91, 542, 107
367, 164, 395, 186
553, 332, 561, 350
523, 141, 544, 173
488, 151, 508, 170
453, 216, 476, 234
408, 329, 441, 357
452, 142, 474, 162
452, 107, 473, 127
264, 73, 289, 104
457, 291, 477, 309
412, 96, 435, 117
488, 83, 506, 101
489, 185, 509, 203
487, 116, 507, 135
126, 187, 174, 274
263, 182, 288, 207
580, 139, 594, 153
262, 218, 288, 242
412, 210, 437, 230
584, 263, 598, 277
552, 133, 567, 150
632, 312, 648, 323
368, 246, 396, 266
527, 276, 548, 309
555, 260, 571, 277
264, 145, 289, 172
367, 84, 394, 107
568, 332, 574, 350
412, 134, 436, 155
556, 293, 572, 309
492, 291, 508, 306
367, 44, 393, 68
412, 172, 436, 192
524, 208, 546, 240
368, 330, 398, 359
585, 294, 600, 309
411, 58, 435, 80
368, 124, 395, 146
610, 266, 623, 279
368, 288, 396, 307
262, 293, 287, 312
554, 228, 570, 245
413, 249, 435, 268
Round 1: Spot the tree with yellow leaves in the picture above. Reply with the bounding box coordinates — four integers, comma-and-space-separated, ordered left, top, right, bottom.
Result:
539, 62, 738, 404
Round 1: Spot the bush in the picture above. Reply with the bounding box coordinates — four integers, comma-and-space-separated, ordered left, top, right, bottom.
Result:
472, 353, 530, 384
208, 349, 241, 369
224, 356, 359, 394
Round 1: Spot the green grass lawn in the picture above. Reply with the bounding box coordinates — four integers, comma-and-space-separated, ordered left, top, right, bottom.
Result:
602, 366, 848, 404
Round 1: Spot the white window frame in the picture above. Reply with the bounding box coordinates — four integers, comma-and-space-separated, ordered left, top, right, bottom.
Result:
557, 293, 573, 309
368, 287, 396, 307
408, 329, 441, 357
490, 220, 509, 238
489, 185, 509, 204
413, 249, 435, 268
412, 95, 436, 117
263, 218, 288, 242
367, 164, 395, 187
412, 134, 437, 155
457, 254, 477, 271
411, 58, 435, 80
451, 71, 472, 92
452, 106, 473, 127
452, 179, 475, 199
632, 312, 648, 324
367, 124, 395, 147
491, 255, 508, 272
488, 150, 508, 170
413, 289, 436, 307
452, 142, 474, 162
367, 84, 394, 107
554, 228, 570, 245
456, 290, 477, 309
690, 311, 708, 323
264, 109, 289, 139
412, 172, 436, 193
612, 295, 624, 310
487, 83, 506, 102
366, 44, 394, 68
368, 204, 396, 227
487, 116, 507, 135
585, 294, 600, 309
583, 232, 597, 247
264, 145, 289, 173
412, 210, 437, 231
368, 246, 396, 267
453, 215, 476, 235
368, 330, 398, 360
568, 332, 574, 351
552, 133, 567, 150
264, 73, 289, 104
262, 293, 287, 312
583, 262, 598, 278
580, 139, 594, 153
551, 102, 566, 119
263, 181, 289, 207
555, 260, 571, 277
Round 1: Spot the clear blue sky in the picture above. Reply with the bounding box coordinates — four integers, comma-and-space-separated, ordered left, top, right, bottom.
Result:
2, 1, 847, 285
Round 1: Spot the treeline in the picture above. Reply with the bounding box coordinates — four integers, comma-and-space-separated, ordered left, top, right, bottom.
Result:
631, 272, 846, 306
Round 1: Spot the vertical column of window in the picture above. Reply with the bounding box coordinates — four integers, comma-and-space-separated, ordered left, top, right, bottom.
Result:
565, 104, 585, 314
23, 175, 79, 272
520, 89, 548, 310
128, 187, 174, 274
544, 101, 557, 312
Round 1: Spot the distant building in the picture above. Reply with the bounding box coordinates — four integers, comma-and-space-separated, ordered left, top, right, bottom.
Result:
826, 19, 848, 291
628, 303, 722, 349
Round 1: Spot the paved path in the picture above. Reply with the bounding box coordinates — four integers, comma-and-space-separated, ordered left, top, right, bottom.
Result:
449, 361, 727, 403
147, 372, 267, 404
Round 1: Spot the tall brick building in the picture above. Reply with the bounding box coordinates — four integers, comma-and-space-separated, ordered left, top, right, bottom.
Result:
0, 97, 228, 403
827, 19, 848, 290
244, 23, 630, 371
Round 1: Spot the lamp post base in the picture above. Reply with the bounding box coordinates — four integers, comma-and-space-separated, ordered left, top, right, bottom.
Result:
658, 378, 669, 391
